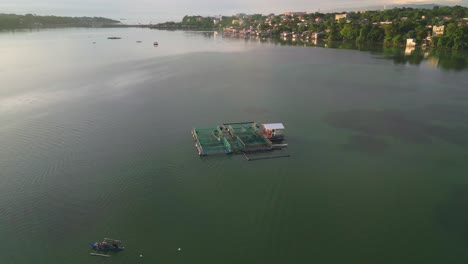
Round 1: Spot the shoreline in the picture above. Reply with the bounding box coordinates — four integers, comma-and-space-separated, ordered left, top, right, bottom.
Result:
145, 25, 465, 51
1, 26, 464, 52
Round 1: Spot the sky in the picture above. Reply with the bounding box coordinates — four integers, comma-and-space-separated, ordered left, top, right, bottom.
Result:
0, 0, 466, 23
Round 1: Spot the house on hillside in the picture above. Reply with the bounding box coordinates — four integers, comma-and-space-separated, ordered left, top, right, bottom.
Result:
335, 13, 347, 21
406, 38, 416, 47
312, 32, 324, 39
432, 25, 445, 36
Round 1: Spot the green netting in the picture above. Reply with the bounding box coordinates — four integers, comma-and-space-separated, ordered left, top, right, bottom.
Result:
193, 127, 232, 155
227, 123, 259, 136
227, 123, 272, 151
193, 122, 274, 156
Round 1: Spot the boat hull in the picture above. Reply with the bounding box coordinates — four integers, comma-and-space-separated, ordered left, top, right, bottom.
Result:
89, 242, 125, 251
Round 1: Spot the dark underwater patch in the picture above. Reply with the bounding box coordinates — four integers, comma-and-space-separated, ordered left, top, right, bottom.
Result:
341, 135, 388, 154
436, 184, 468, 243
325, 108, 468, 147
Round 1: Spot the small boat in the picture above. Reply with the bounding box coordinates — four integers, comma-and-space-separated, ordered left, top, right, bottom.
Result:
89, 238, 124, 257
108, 37, 122, 40
89, 242, 124, 251
153, 41, 159, 46
136, 41, 142, 43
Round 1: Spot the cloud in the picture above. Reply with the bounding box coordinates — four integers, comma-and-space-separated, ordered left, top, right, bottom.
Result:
389, 0, 465, 4
1, 0, 466, 21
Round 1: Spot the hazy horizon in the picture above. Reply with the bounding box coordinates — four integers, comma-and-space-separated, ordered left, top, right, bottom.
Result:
1, 0, 466, 23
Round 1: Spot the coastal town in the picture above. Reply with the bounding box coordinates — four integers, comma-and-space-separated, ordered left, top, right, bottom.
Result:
1, 6, 466, 49
153, 6, 468, 49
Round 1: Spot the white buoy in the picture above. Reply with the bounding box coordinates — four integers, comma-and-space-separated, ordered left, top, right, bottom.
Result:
178, 248, 181, 251
140, 255, 143, 257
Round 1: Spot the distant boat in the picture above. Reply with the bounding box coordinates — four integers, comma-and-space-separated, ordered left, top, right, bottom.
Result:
108, 37, 122, 40
136, 41, 142, 43
89, 238, 124, 257
153, 41, 158, 46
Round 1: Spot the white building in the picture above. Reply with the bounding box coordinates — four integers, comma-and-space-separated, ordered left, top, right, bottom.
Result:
335, 13, 347, 21
406, 38, 416, 47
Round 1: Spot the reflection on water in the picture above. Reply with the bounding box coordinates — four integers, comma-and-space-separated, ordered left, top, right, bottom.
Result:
218, 33, 468, 71
404, 46, 415, 56
3, 28, 467, 72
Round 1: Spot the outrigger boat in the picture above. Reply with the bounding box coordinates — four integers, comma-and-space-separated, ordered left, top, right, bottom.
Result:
89, 238, 125, 257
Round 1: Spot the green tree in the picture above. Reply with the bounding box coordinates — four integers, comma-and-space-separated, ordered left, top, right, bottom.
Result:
392, 34, 404, 45
450, 5, 466, 18
357, 24, 371, 41
326, 22, 341, 41
340, 23, 359, 40
382, 24, 397, 44
415, 25, 428, 41
368, 26, 385, 42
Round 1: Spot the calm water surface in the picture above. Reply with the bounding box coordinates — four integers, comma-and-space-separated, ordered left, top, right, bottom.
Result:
1, 28, 468, 264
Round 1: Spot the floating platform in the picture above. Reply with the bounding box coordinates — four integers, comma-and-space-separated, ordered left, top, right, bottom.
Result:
191, 122, 287, 157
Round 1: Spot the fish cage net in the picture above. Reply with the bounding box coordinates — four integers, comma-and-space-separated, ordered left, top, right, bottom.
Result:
227, 123, 259, 136
192, 127, 232, 155
193, 122, 274, 156
226, 123, 272, 152
238, 134, 272, 151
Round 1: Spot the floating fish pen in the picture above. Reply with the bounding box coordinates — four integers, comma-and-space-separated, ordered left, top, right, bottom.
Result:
191, 122, 287, 157
192, 126, 233, 156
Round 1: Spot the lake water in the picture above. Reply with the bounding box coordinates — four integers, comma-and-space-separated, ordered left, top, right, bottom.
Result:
1, 27, 468, 264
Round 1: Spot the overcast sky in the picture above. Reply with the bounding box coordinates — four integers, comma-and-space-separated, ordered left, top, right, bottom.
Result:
1, 0, 466, 23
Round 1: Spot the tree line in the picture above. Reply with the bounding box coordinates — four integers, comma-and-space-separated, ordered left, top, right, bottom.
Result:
0, 13, 119, 29
265, 6, 468, 49
167, 6, 468, 49
226, 6, 467, 50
